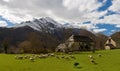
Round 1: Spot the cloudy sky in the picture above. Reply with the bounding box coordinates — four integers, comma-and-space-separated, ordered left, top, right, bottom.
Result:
0, 0, 120, 35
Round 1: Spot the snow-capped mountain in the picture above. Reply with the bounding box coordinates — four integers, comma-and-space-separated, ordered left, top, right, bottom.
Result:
14, 17, 85, 32
14, 17, 63, 33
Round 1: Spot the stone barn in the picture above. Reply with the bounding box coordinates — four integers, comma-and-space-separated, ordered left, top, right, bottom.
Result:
55, 43, 67, 52
56, 29, 97, 52
105, 37, 116, 50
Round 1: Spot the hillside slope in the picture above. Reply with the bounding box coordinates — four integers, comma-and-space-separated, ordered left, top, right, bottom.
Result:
111, 32, 120, 48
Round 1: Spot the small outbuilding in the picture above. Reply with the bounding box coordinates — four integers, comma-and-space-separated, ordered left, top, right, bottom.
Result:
55, 43, 67, 52
105, 37, 116, 50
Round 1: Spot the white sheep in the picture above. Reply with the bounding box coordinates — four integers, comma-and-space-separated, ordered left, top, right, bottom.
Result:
30, 57, 35, 62
61, 55, 65, 58
90, 58, 97, 65
55, 56, 60, 59
65, 56, 70, 60
15, 55, 23, 60
88, 55, 94, 59
50, 53, 55, 57
39, 54, 48, 58
69, 55, 75, 59
98, 54, 102, 57
24, 55, 30, 59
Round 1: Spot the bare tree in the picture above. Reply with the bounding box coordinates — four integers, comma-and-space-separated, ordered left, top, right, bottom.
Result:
2, 38, 10, 54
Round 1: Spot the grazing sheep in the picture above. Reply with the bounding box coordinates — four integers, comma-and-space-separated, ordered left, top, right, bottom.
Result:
39, 55, 44, 59
48, 53, 55, 57
68, 52, 73, 55
39, 54, 48, 59
15, 55, 18, 59
15, 55, 23, 60
90, 59, 97, 65
50, 53, 55, 57
33, 55, 39, 59
69, 55, 76, 59
61, 56, 65, 58
43, 54, 49, 57
65, 56, 70, 60
98, 54, 102, 57
55, 56, 60, 59
24, 55, 30, 59
30, 57, 35, 62
24, 56, 28, 59
88, 55, 94, 59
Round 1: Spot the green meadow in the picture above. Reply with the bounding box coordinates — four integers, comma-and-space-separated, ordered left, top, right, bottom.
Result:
0, 49, 120, 71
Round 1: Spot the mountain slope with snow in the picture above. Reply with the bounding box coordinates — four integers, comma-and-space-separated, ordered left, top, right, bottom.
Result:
14, 17, 63, 33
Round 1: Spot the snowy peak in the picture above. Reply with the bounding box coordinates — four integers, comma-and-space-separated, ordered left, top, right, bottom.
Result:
14, 17, 62, 32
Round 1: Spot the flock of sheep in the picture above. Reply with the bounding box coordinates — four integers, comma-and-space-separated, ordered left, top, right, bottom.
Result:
15, 53, 55, 62
14, 53, 102, 68
14, 53, 76, 62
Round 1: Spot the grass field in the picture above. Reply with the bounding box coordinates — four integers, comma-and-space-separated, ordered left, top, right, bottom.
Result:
0, 49, 120, 71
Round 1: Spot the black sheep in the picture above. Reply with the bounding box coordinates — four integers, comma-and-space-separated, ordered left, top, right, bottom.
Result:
74, 62, 79, 67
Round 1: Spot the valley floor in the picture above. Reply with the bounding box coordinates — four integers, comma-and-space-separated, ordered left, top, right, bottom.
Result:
0, 49, 120, 71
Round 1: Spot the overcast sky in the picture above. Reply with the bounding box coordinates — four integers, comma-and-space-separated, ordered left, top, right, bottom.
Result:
0, 0, 120, 35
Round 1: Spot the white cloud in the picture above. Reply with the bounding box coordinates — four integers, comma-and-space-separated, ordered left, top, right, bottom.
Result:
116, 25, 120, 28
0, 0, 105, 24
0, 5, 34, 23
109, 0, 120, 13
83, 11, 107, 21
111, 30, 116, 33
78, 23, 97, 30
3, 0, 10, 2
62, 0, 105, 23
0, 21, 8, 27
63, 0, 102, 12
103, 0, 107, 3
93, 28, 107, 33
92, 14, 120, 25
0, 0, 119, 33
